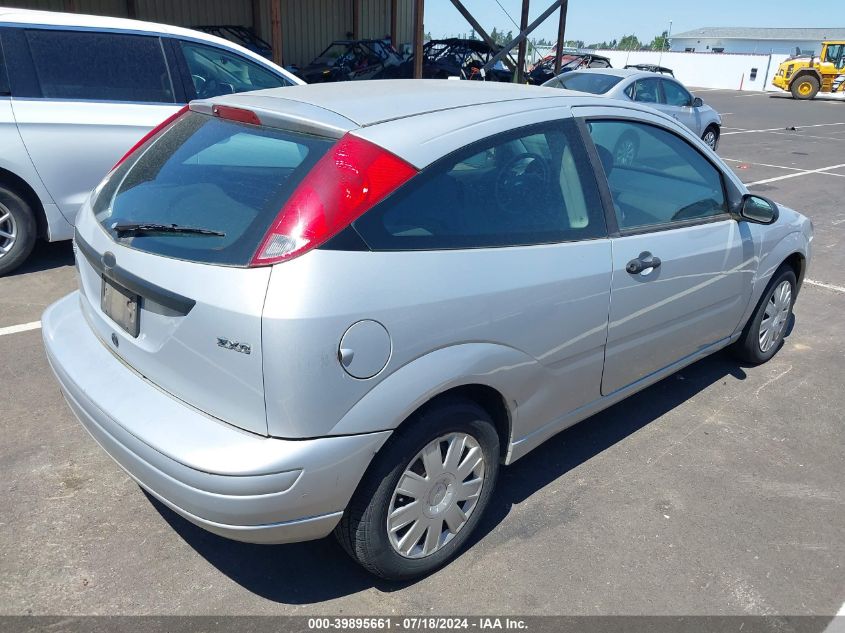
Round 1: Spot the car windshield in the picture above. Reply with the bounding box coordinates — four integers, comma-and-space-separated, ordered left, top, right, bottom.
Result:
553, 72, 624, 94
93, 112, 333, 265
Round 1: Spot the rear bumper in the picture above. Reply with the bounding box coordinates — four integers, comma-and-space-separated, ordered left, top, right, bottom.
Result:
42, 292, 390, 544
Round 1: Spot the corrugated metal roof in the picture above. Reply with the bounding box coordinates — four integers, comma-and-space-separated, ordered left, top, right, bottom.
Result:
671, 27, 845, 41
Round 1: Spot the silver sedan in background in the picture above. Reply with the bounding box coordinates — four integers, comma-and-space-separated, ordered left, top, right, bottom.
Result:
544, 68, 723, 153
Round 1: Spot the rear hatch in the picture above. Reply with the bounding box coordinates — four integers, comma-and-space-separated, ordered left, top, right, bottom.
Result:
73, 107, 335, 435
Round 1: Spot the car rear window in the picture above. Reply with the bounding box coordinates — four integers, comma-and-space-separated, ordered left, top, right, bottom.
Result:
94, 112, 333, 265
555, 73, 623, 94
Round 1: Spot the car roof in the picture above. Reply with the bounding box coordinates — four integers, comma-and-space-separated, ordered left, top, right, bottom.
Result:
196, 79, 695, 169
209, 80, 575, 129
0, 7, 302, 84
564, 68, 650, 79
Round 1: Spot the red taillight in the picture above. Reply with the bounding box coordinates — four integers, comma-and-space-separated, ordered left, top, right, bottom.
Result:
111, 105, 189, 171
212, 104, 262, 125
250, 134, 417, 266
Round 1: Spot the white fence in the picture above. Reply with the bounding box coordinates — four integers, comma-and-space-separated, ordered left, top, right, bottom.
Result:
595, 49, 790, 92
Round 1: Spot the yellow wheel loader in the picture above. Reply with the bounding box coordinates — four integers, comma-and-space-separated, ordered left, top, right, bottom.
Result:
772, 41, 845, 99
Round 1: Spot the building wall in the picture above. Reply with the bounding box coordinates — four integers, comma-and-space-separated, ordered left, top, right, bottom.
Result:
670, 37, 820, 56
252, 0, 416, 66
9, 0, 415, 67
12, 0, 253, 24
598, 49, 790, 91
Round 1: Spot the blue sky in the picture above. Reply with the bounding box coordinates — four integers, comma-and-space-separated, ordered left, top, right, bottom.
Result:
424, 0, 829, 44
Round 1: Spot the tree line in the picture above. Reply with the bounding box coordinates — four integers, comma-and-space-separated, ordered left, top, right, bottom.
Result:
448, 28, 671, 52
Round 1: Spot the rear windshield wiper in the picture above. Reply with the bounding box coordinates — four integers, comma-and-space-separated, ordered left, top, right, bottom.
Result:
111, 222, 225, 238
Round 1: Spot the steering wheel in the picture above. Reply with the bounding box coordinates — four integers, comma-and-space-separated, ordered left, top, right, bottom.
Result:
197, 78, 235, 99
494, 152, 550, 214
191, 74, 207, 94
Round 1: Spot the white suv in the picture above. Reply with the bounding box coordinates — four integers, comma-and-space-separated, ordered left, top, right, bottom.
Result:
0, 8, 301, 275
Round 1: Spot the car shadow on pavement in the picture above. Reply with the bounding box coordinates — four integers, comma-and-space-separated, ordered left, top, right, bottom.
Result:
148, 351, 748, 604
6, 240, 74, 275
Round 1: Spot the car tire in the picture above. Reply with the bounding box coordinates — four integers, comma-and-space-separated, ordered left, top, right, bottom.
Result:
335, 396, 500, 580
702, 125, 720, 151
613, 131, 639, 167
731, 266, 797, 364
0, 185, 37, 276
790, 75, 820, 100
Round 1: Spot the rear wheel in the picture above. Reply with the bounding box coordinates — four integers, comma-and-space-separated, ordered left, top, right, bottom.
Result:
335, 397, 500, 580
790, 75, 820, 100
0, 185, 37, 276
731, 267, 796, 364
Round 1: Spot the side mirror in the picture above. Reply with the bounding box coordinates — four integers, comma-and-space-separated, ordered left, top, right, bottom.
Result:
739, 194, 779, 225
692, 97, 703, 108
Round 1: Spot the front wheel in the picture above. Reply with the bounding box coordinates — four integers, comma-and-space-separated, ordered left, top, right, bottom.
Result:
702, 125, 720, 151
790, 75, 820, 100
335, 397, 500, 580
731, 267, 796, 364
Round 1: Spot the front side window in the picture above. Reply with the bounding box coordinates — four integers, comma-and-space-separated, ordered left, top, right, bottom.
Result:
630, 78, 662, 104
180, 41, 289, 99
354, 120, 606, 250
587, 119, 727, 230
662, 80, 692, 107
25, 30, 174, 102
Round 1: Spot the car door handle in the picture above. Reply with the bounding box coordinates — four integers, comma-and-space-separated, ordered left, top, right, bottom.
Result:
626, 251, 662, 274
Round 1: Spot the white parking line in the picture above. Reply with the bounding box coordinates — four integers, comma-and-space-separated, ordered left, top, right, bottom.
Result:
822, 602, 845, 633
723, 122, 845, 136
0, 321, 41, 337
772, 133, 845, 143
805, 279, 845, 294
722, 158, 806, 172
746, 163, 845, 186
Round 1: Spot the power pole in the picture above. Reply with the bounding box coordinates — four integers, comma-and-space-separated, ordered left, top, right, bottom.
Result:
516, 0, 530, 83
413, 0, 424, 78
554, 0, 568, 74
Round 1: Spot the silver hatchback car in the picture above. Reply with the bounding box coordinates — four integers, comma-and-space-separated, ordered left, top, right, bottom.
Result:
43, 81, 811, 580
543, 68, 723, 152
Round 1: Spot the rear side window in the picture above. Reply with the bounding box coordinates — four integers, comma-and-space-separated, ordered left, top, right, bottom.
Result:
180, 41, 290, 99
0, 38, 9, 96
25, 30, 175, 102
94, 112, 332, 265
354, 120, 606, 250
557, 72, 623, 94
